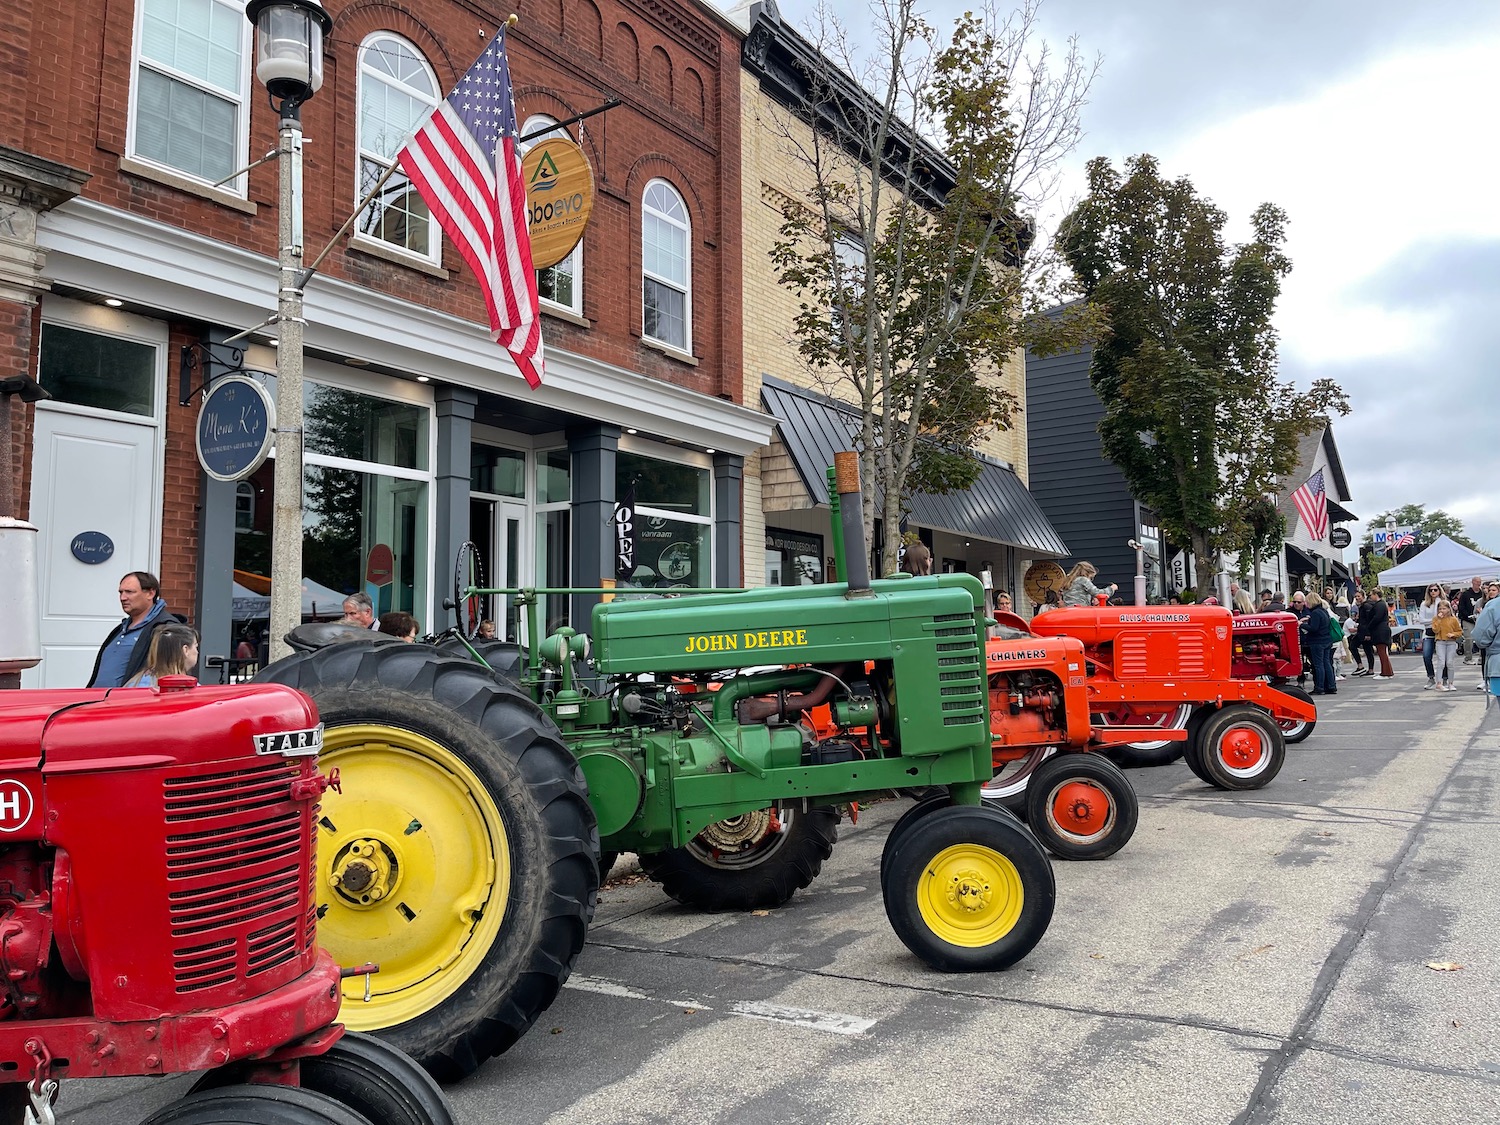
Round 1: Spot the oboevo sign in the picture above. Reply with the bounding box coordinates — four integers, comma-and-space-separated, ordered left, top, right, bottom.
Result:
521, 137, 595, 270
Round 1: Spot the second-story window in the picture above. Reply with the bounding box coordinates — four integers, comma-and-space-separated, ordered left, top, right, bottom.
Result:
356, 34, 441, 262
641, 179, 690, 352
130, 0, 250, 191
520, 115, 584, 316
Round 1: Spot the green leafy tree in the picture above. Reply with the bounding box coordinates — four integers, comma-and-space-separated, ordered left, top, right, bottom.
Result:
1360, 503, 1479, 553
1234, 494, 1286, 596
769, 0, 1099, 572
1058, 154, 1349, 597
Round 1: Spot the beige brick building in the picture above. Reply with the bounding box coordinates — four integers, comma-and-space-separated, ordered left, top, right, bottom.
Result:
729, 0, 1062, 597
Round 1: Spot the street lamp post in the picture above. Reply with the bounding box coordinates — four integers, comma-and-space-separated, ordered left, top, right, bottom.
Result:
246, 0, 331, 659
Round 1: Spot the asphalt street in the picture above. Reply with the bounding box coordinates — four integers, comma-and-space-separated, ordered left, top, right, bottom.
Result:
63, 650, 1500, 1124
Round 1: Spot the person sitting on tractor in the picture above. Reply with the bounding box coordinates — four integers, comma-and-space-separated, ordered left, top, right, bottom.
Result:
1061, 562, 1116, 607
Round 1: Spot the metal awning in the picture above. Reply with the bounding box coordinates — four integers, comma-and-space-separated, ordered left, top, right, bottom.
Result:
1285, 543, 1320, 574
761, 375, 1069, 557
1327, 499, 1358, 523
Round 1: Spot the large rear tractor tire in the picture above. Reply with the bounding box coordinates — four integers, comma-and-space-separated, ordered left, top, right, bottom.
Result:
254, 642, 598, 1082
141, 1085, 373, 1125
1097, 705, 1193, 769
1022, 753, 1139, 860
300, 1033, 455, 1125
1195, 705, 1286, 790
638, 803, 838, 910
1272, 684, 1317, 744
881, 804, 1054, 972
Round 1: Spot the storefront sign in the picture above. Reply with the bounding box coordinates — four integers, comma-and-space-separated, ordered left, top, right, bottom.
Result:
614, 485, 637, 579
522, 137, 595, 269
69, 530, 114, 566
365, 543, 395, 587
1023, 561, 1066, 604
1329, 527, 1352, 549
196, 375, 275, 483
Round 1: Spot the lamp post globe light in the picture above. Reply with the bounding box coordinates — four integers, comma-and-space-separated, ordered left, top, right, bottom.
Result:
245, 0, 332, 659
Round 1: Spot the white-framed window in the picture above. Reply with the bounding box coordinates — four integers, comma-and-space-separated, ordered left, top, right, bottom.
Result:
355, 33, 441, 261
641, 179, 690, 352
129, 0, 251, 192
235, 481, 255, 532
520, 115, 585, 316
616, 443, 712, 588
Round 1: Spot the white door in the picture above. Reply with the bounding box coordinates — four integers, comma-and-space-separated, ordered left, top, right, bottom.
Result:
495, 499, 530, 643
24, 407, 160, 687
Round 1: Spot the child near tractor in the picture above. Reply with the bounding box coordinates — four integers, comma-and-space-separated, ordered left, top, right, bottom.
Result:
1431, 602, 1463, 691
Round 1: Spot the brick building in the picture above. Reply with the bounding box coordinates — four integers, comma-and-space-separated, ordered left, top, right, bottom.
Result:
2, 0, 770, 685
729, 0, 1064, 598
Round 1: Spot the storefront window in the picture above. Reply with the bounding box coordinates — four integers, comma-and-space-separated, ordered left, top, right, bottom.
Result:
617, 450, 712, 588
38, 323, 156, 416
303, 465, 427, 617
537, 449, 571, 504
304, 383, 428, 471
471, 445, 524, 496
617, 451, 709, 516
765, 529, 823, 586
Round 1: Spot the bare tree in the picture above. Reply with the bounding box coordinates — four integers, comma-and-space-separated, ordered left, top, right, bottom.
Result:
767, 0, 1099, 571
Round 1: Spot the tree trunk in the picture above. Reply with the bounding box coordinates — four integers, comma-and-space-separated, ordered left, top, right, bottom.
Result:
1190, 529, 1215, 601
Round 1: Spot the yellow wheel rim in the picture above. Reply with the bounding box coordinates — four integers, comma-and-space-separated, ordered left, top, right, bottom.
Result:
316, 725, 509, 1030
914, 843, 1024, 948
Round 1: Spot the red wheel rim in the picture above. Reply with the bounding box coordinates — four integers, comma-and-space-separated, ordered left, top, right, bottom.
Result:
1052, 780, 1110, 835
1219, 726, 1265, 770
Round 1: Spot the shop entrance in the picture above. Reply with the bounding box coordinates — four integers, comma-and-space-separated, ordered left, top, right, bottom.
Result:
467, 496, 530, 641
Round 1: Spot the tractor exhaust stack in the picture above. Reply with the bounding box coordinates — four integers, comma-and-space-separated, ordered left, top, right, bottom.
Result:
834, 452, 874, 598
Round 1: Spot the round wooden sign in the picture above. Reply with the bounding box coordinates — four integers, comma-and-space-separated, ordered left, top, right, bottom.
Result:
1023, 561, 1068, 605
521, 137, 595, 270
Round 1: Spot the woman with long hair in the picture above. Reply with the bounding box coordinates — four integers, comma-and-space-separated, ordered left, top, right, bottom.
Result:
1061, 562, 1117, 607
1299, 592, 1336, 695
126, 623, 200, 688
1414, 584, 1446, 687
1360, 586, 1395, 677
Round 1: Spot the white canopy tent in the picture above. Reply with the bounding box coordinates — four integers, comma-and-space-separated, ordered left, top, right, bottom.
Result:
231, 579, 351, 620
1376, 535, 1500, 588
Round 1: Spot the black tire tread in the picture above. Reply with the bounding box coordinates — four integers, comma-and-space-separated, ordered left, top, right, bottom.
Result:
254, 643, 598, 1082
140, 1085, 374, 1125
300, 1033, 455, 1125
1272, 684, 1317, 744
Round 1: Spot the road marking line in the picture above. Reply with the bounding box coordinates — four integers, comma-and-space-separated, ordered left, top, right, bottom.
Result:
564, 975, 876, 1035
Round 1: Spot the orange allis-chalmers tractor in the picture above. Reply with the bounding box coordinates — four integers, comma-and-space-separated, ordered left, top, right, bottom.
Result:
977, 604, 1316, 861
0, 679, 453, 1125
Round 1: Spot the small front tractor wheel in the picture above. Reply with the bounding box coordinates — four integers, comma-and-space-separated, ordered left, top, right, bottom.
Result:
141, 1085, 374, 1125
639, 803, 838, 910
1195, 705, 1286, 790
300, 1033, 455, 1125
882, 804, 1054, 972
1272, 684, 1317, 744
1023, 753, 1139, 860
255, 643, 598, 1081
880, 791, 954, 884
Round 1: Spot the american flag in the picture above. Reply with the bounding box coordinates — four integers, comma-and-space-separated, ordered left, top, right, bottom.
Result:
1291, 470, 1328, 542
1393, 531, 1416, 550
397, 28, 544, 387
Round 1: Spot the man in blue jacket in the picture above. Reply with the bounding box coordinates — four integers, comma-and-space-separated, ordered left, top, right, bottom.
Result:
88, 571, 176, 687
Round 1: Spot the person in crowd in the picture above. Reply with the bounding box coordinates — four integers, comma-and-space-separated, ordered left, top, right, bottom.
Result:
1299, 592, 1336, 696
1034, 589, 1062, 615
1471, 579, 1500, 694
1430, 601, 1463, 691
1415, 584, 1447, 687
126, 623, 201, 688
1258, 589, 1274, 611
1345, 590, 1367, 675
1061, 562, 1116, 607
341, 592, 376, 629
377, 611, 420, 642
1457, 575, 1486, 663
995, 591, 1014, 615
88, 571, 182, 688
474, 619, 497, 641
1268, 590, 1288, 613
1232, 589, 1257, 615
1201, 595, 1220, 606
900, 541, 932, 576
1359, 586, 1395, 677
1290, 590, 1308, 618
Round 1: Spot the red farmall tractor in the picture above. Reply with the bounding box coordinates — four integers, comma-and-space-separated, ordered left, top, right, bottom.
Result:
0, 680, 452, 1125
978, 604, 1316, 860
1230, 612, 1316, 744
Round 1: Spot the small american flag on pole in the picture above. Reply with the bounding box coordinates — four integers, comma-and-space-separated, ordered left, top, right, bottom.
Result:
1392, 531, 1416, 550
1291, 470, 1329, 542
397, 27, 544, 387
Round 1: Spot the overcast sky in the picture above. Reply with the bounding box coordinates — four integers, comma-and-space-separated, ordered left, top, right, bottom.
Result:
750, 0, 1500, 557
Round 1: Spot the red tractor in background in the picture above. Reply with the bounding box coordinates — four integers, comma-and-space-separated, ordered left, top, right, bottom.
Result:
978, 604, 1315, 861
1231, 612, 1316, 745
0, 680, 454, 1125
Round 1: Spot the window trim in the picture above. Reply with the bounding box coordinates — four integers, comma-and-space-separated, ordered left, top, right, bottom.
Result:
616, 437, 713, 585
352, 32, 442, 265
640, 178, 692, 352
126, 0, 252, 196
520, 115, 585, 316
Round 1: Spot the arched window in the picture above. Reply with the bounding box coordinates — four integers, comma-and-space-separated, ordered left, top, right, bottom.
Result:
235, 481, 255, 532
356, 34, 440, 261
641, 179, 690, 352
520, 115, 584, 315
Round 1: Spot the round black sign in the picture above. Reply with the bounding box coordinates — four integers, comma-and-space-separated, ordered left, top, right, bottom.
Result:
196, 375, 276, 483
1329, 527, 1352, 549
69, 530, 114, 565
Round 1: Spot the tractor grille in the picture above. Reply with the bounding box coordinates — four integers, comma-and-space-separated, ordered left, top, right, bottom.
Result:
930, 614, 986, 726
1117, 632, 1209, 679
163, 760, 313, 993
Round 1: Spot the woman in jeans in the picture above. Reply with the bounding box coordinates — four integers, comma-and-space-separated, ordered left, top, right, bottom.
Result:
1415, 584, 1446, 686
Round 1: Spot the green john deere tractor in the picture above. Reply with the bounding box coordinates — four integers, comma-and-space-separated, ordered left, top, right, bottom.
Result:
256, 454, 1055, 1080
